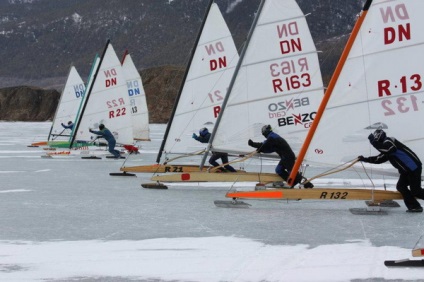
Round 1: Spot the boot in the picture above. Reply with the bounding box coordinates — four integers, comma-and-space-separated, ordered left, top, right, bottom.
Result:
290, 173, 303, 188
406, 207, 423, 213
303, 181, 314, 189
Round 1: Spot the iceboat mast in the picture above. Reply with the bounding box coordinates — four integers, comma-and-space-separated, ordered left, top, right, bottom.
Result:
287, 0, 374, 186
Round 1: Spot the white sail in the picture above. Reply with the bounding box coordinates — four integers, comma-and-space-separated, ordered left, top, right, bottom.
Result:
48, 66, 85, 141
73, 42, 134, 146
304, 0, 424, 172
72, 54, 100, 134
161, 3, 239, 157
211, 0, 324, 156
121, 51, 150, 141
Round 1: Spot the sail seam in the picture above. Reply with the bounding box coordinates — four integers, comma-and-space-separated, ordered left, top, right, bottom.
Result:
256, 15, 305, 27
241, 50, 322, 68
347, 42, 424, 60
224, 86, 325, 108
199, 35, 235, 46
185, 64, 238, 83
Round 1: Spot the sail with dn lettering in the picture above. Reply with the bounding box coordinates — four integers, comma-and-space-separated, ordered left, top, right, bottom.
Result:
119, 1, 239, 174
121, 50, 150, 141
206, 0, 324, 158
31, 66, 86, 148
71, 40, 134, 149
47, 66, 85, 144
286, 0, 424, 184
157, 1, 239, 161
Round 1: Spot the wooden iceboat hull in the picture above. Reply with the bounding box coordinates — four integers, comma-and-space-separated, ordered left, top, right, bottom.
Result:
226, 188, 403, 201
151, 172, 281, 182
121, 164, 210, 174
412, 248, 424, 257
411, 234, 424, 257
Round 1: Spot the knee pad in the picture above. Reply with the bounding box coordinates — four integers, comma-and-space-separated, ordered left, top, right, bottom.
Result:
275, 165, 283, 175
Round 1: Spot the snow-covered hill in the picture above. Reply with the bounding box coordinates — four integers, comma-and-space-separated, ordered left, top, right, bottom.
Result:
0, 0, 362, 88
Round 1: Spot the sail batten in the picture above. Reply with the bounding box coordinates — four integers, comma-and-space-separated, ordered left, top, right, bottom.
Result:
234, 50, 322, 69
222, 86, 325, 108
256, 15, 307, 27
200, 35, 238, 46
347, 42, 424, 60
184, 64, 238, 83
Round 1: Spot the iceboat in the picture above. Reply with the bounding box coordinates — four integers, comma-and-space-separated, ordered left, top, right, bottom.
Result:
30, 65, 86, 148
225, 0, 424, 203
59, 40, 135, 158
120, 0, 239, 174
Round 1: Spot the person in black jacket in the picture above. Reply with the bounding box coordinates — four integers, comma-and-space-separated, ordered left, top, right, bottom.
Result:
248, 125, 313, 188
89, 124, 121, 159
192, 127, 236, 172
359, 129, 424, 212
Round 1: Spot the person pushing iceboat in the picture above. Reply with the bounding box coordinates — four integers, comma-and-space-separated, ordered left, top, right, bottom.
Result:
359, 129, 424, 213
248, 125, 314, 188
89, 124, 121, 159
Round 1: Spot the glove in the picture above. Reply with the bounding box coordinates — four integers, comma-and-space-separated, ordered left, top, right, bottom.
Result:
248, 139, 254, 147
89, 128, 93, 133
358, 155, 366, 162
61, 123, 64, 127
192, 133, 198, 139
368, 133, 375, 144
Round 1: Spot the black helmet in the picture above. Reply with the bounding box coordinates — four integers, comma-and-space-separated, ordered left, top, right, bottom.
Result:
199, 127, 209, 137
262, 124, 272, 137
372, 129, 386, 143
67, 121, 72, 125
99, 124, 105, 130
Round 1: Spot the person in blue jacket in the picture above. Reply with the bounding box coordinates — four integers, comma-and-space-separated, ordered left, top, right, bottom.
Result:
61, 121, 74, 130
248, 125, 313, 188
89, 124, 121, 159
359, 129, 424, 212
192, 127, 236, 172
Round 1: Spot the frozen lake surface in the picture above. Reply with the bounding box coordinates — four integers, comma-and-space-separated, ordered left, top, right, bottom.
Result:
0, 122, 423, 281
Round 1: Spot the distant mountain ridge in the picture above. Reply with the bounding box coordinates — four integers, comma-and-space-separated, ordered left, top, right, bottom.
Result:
0, 0, 364, 123
0, 0, 362, 88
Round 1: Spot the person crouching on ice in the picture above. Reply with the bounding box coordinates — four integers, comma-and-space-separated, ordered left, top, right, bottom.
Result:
89, 124, 121, 159
192, 127, 237, 172
359, 129, 424, 213
248, 125, 313, 188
